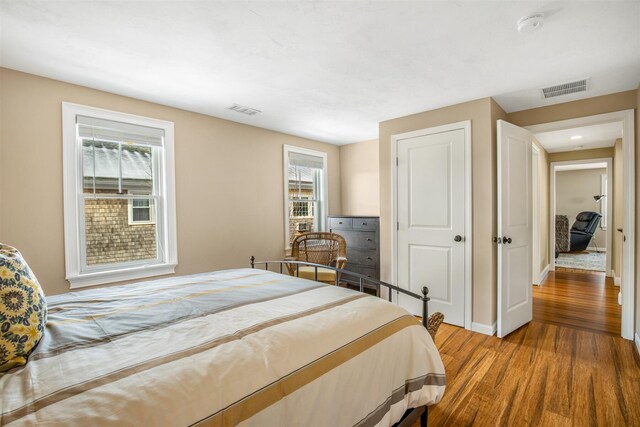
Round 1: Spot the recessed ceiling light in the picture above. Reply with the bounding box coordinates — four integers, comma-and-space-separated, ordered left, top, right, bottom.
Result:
570, 135, 583, 140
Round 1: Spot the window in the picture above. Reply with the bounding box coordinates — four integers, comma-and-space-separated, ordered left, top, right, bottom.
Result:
291, 200, 311, 218
129, 199, 156, 225
63, 103, 177, 288
283, 145, 328, 247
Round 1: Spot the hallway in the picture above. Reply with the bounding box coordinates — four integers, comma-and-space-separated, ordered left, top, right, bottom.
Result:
533, 268, 621, 335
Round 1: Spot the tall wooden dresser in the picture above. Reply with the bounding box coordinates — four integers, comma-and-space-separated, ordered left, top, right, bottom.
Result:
328, 216, 380, 295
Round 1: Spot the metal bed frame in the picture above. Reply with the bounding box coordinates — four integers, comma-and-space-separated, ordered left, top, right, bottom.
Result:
250, 256, 432, 427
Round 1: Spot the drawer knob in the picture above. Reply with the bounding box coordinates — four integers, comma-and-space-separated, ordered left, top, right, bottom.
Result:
362, 222, 367, 225
367, 238, 372, 242
367, 257, 372, 260
339, 222, 343, 224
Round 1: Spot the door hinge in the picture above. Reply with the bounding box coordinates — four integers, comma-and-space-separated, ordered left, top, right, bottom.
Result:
397, 222, 399, 230
396, 157, 399, 166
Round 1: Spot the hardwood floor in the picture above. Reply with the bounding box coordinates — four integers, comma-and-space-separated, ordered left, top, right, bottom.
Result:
534, 269, 620, 335
418, 269, 638, 426
425, 321, 640, 426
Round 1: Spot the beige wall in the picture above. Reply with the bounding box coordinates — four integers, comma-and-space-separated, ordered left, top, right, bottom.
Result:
0, 68, 342, 296
507, 91, 638, 126
548, 147, 615, 163
613, 139, 623, 277
379, 97, 497, 326
339, 139, 380, 216
533, 138, 550, 276
556, 168, 607, 249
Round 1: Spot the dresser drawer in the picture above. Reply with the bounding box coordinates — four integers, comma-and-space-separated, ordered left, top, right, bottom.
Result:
337, 230, 377, 249
352, 218, 377, 231
343, 264, 378, 280
347, 248, 377, 268
329, 217, 352, 230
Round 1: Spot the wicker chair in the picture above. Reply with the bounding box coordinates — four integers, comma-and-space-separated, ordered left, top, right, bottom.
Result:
427, 312, 445, 341
285, 232, 347, 284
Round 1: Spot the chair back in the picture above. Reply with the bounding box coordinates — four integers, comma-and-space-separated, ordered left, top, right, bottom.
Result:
571, 211, 601, 234
290, 232, 346, 267
427, 312, 445, 341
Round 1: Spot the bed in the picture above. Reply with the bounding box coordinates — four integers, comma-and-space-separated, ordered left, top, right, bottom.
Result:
0, 265, 445, 426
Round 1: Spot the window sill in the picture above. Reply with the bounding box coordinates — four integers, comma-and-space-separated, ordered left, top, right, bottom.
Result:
67, 263, 177, 289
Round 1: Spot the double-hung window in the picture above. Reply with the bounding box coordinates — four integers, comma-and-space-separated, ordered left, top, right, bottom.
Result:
283, 145, 328, 247
63, 103, 177, 288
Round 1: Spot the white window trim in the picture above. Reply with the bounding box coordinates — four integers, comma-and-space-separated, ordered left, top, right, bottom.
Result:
283, 145, 328, 249
128, 199, 157, 225
62, 103, 178, 289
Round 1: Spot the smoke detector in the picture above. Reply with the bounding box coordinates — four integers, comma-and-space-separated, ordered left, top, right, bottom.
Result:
517, 14, 544, 34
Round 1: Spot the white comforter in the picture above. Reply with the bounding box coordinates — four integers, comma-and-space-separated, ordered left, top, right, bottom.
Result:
1, 268, 445, 426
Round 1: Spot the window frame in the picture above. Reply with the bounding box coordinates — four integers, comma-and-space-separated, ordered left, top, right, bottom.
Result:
62, 103, 178, 288
283, 145, 328, 249
128, 198, 157, 225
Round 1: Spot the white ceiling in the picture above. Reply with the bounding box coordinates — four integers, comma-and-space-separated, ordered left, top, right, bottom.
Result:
1, 1, 639, 145
534, 121, 622, 153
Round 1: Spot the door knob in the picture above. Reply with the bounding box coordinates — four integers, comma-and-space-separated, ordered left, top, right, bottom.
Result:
454, 235, 463, 242
503, 236, 512, 244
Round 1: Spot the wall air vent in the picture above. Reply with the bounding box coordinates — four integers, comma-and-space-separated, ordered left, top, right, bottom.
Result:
228, 104, 261, 116
540, 79, 589, 99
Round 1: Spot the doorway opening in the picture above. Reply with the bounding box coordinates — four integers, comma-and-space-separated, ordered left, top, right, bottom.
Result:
552, 159, 612, 275
526, 110, 634, 339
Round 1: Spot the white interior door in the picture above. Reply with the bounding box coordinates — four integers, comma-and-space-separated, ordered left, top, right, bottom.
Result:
396, 126, 467, 326
497, 120, 533, 338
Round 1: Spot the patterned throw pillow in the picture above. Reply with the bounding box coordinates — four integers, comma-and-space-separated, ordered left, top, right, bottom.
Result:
0, 244, 47, 372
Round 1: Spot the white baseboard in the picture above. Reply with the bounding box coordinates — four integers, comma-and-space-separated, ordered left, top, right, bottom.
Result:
587, 246, 606, 252
471, 322, 496, 336
538, 264, 550, 285
635, 333, 640, 357
614, 276, 621, 286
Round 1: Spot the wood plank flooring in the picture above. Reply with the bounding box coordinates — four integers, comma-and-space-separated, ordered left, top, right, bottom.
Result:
534, 269, 620, 335
425, 321, 640, 426
418, 269, 638, 426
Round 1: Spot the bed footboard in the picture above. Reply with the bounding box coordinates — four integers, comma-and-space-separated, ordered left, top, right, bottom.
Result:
250, 256, 431, 329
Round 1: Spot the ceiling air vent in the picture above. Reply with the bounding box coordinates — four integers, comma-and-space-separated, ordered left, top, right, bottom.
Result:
540, 79, 589, 99
228, 104, 261, 116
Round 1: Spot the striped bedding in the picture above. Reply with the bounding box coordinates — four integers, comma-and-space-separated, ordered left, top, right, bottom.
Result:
0, 268, 445, 426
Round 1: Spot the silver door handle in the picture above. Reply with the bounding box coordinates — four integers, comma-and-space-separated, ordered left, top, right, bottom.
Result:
454, 235, 463, 242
